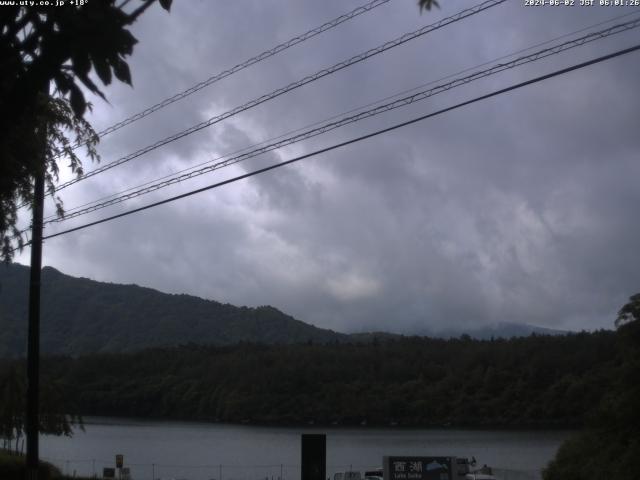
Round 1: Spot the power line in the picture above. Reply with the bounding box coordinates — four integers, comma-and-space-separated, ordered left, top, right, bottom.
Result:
53, 0, 506, 192
14, 0, 396, 214
50, 9, 640, 222
92, 0, 393, 140
42, 17, 640, 226
32, 44, 640, 245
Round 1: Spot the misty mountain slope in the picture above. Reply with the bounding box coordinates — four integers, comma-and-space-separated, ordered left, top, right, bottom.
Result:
420, 322, 567, 340
0, 263, 347, 357
0, 263, 567, 358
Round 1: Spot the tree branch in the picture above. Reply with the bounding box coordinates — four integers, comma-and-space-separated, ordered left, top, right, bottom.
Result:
125, 0, 156, 24
4, 9, 34, 40
117, 0, 135, 9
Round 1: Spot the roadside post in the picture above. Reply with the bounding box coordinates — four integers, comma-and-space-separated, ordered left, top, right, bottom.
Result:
301, 434, 326, 480
115, 454, 124, 479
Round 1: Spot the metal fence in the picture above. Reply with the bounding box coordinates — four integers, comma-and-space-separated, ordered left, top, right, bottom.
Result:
42, 458, 297, 480
41, 458, 386, 480
42, 457, 543, 480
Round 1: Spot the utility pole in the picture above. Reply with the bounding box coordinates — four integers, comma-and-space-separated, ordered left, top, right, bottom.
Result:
26, 90, 47, 480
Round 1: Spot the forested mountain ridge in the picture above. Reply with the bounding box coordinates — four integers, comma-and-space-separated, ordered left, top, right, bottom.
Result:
0, 263, 347, 357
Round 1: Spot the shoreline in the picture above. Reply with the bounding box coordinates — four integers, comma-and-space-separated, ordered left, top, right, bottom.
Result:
74, 414, 579, 432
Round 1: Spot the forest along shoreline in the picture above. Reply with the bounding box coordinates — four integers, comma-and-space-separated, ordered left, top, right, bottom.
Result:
0, 330, 618, 428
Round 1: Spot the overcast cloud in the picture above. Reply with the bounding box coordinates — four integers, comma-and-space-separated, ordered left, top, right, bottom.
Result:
14, 0, 640, 333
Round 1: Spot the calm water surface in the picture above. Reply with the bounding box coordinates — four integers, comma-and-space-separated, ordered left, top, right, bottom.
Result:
40, 417, 572, 480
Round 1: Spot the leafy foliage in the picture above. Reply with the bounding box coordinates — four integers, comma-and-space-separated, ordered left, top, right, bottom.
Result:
615, 293, 640, 327
0, 96, 100, 260
0, 363, 82, 454
544, 303, 640, 480
0, 0, 173, 261
418, 0, 440, 11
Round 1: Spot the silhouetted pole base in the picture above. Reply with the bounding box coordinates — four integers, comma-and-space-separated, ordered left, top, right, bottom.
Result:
26, 467, 40, 480
301, 434, 326, 480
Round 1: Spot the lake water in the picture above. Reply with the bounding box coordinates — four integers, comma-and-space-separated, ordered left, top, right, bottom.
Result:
40, 417, 571, 480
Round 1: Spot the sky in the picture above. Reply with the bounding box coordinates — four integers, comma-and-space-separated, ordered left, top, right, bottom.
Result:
14, 0, 640, 334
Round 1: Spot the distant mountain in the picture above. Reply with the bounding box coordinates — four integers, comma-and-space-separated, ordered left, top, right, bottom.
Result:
419, 322, 567, 340
351, 323, 567, 342
0, 263, 347, 357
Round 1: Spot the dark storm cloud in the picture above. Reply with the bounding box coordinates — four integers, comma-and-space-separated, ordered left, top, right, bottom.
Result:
15, 0, 640, 333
